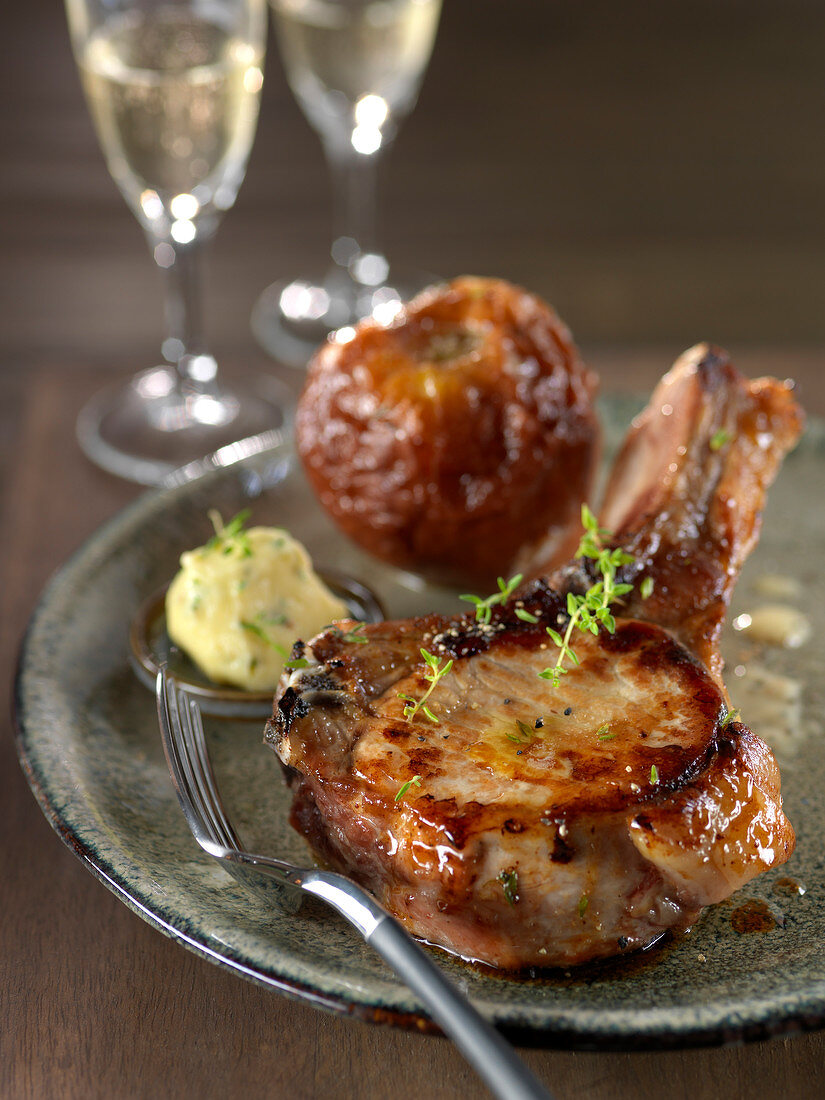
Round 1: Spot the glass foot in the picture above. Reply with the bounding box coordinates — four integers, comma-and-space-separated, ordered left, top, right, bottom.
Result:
76, 367, 295, 486
251, 267, 437, 368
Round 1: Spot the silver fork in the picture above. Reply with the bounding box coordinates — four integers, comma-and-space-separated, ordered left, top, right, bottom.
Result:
157, 668, 552, 1100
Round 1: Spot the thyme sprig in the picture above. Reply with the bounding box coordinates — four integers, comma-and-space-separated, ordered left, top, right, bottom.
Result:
539, 505, 635, 687
205, 509, 253, 557
460, 574, 524, 624
398, 648, 453, 724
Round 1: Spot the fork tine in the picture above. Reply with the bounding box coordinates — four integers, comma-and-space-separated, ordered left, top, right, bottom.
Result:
158, 667, 245, 854
182, 692, 244, 851
171, 685, 218, 845
158, 667, 223, 853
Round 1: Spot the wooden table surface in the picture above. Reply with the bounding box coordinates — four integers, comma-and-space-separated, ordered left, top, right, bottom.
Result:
2, 2, 824, 1097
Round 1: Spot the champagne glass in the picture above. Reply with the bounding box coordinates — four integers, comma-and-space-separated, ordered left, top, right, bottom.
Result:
251, 0, 442, 367
66, 0, 290, 485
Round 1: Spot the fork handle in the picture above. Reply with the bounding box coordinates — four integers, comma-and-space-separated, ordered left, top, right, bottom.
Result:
367, 917, 553, 1100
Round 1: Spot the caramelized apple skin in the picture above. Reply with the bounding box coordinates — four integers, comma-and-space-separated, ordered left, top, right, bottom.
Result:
295, 277, 600, 587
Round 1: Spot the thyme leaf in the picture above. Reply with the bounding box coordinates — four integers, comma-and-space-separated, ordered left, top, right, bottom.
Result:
505, 719, 534, 745
284, 656, 310, 670
497, 869, 520, 906
710, 428, 733, 452
719, 707, 741, 730
514, 606, 539, 623
460, 574, 524, 624
240, 618, 289, 657
394, 775, 422, 803
329, 621, 369, 644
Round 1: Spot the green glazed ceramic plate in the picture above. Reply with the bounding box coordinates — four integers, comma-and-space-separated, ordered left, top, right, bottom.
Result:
13, 398, 825, 1049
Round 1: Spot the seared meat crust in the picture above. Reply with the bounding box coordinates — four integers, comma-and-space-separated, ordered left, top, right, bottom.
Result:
267, 581, 793, 968
268, 344, 801, 970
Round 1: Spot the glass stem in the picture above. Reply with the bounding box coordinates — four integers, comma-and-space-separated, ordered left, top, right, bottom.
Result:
156, 235, 218, 395
323, 142, 383, 294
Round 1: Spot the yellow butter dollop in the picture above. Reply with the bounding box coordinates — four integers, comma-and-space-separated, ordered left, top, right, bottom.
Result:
166, 517, 347, 691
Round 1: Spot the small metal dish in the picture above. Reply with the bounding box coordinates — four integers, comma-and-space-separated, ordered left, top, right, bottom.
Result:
129, 570, 385, 718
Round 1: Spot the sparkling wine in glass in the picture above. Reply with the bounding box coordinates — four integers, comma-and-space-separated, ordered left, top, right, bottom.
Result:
66, 0, 290, 485
251, 0, 442, 367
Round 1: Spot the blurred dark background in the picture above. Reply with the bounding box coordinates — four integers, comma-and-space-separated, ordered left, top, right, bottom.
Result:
3, 7, 825, 1097
2, 0, 824, 376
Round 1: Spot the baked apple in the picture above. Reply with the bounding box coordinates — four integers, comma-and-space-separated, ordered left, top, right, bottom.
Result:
295, 276, 600, 587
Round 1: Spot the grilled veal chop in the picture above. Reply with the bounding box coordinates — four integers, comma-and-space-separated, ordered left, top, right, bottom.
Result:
266, 344, 803, 969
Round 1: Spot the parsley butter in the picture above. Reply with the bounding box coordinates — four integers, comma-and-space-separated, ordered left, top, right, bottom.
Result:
166, 512, 347, 691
